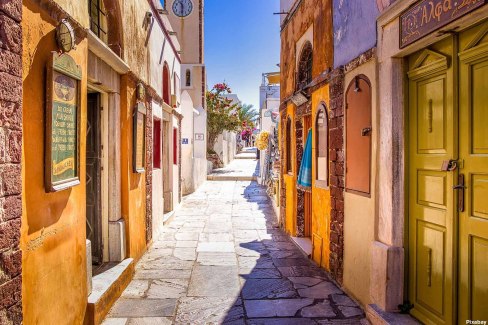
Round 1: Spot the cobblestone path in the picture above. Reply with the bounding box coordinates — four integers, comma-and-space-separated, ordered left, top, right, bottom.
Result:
103, 159, 366, 324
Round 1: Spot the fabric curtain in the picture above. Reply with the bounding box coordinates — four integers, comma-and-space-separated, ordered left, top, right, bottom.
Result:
297, 129, 312, 191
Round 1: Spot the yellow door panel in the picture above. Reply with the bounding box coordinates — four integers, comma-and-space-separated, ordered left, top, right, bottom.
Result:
416, 221, 446, 316
408, 36, 455, 325
458, 20, 488, 324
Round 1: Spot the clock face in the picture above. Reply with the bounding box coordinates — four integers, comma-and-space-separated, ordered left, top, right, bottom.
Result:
172, 0, 193, 17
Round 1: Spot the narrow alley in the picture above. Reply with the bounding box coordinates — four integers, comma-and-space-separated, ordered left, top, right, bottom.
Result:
103, 152, 366, 324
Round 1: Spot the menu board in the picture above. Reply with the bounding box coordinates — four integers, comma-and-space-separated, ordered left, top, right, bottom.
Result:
133, 102, 146, 173
45, 52, 81, 192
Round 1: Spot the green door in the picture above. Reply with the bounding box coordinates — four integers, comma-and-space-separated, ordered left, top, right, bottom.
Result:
458, 21, 488, 323
408, 37, 456, 325
408, 21, 488, 325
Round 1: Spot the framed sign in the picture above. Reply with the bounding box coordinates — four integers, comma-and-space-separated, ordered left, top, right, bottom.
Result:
400, 0, 487, 48
195, 133, 204, 141
133, 102, 147, 173
182, 138, 189, 144
45, 52, 81, 192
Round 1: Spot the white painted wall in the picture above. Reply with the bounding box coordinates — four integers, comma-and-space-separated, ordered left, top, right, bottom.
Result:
152, 102, 164, 239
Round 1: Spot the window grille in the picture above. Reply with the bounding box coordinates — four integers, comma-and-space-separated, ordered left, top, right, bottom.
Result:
89, 0, 108, 43
297, 42, 313, 90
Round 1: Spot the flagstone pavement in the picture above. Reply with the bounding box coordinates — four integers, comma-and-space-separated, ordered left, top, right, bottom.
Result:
103, 159, 367, 325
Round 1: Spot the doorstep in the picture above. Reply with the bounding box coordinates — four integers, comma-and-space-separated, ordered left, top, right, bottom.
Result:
366, 304, 421, 325
84, 258, 135, 325
207, 175, 257, 181
163, 210, 175, 225
290, 236, 313, 257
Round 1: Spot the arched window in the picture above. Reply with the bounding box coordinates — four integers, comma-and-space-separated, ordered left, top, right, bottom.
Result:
316, 104, 328, 187
185, 69, 191, 87
286, 117, 292, 174
297, 41, 313, 90
163, 63, 170, 105
89, 0, 123, 56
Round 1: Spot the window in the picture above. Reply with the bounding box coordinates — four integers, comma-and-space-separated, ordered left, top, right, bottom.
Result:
316, 104, 328, 187
297, 42, 313, 90
185, 69, 191, 87
173, 127, 178, 165
163, 63, 170, 105
89, 0, 108, 44
286, 117, 292, 173
153, 119, 161, 169
346, 75, 372, 195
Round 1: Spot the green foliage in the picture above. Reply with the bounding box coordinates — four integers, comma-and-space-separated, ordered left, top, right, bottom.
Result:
206, 83, 241, 150
239, 103, 259, 129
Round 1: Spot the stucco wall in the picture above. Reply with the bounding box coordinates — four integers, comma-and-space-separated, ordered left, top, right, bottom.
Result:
21, 2, 88, 323
332, 0, 379, 68
280, 0, 333, 100
343, 60, 377, 307
121, 76, 147, 261
311, 86, 331, 270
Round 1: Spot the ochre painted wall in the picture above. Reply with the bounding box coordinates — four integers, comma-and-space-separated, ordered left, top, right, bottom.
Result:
280, 0, 333, 100
21, 2, 88, 323
311, 86, 331, 270
120, 76, 147, 261
283, 104, 296, 236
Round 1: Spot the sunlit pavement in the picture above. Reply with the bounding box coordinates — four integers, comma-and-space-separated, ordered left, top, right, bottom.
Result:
103, 158, 366, 325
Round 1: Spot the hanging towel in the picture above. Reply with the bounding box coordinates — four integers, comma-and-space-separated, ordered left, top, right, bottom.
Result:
297, 129, 312, 192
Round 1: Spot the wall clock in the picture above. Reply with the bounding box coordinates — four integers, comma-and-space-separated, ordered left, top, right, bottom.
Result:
172, 0, 193, 17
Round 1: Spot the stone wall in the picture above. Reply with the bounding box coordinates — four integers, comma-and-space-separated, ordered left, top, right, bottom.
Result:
145, 98, 153, 244
0, 0, 22, 323
328, 68, 345, 284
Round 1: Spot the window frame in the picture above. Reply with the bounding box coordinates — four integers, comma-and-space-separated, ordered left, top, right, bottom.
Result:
296, 41, 313, 91
89, 0, 108, 43
185, 68, 192, 87
315, 103, 329, 188
162, 63, 171, 105
286, 116, 293, 175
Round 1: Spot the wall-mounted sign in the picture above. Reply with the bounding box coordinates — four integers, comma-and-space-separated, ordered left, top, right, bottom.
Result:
56, 19, 75, 53
133, 103, 147, 173
45, 52, 81, 192
195, 133, 205, 141
182, 138, 189, 144
400, 0, 486, 48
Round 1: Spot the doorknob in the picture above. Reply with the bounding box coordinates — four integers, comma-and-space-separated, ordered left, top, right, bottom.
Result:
453, 174, 465, 212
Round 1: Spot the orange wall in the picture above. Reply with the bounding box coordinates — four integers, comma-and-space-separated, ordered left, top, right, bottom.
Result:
21, 2, 88, 323
120, 76, 147, 261
283, 104, 297, 236
311, 86, 331, 270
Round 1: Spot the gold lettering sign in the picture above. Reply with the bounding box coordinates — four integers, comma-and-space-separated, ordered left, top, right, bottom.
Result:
133, 102, 146, 173
400, 0, 486, 48
45, 52, 81, 192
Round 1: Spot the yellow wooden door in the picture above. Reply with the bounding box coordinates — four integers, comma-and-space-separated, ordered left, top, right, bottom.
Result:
407, 37, 456, 325
458, 21, 488, 323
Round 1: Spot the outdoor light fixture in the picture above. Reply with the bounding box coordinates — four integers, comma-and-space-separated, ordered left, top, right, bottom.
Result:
291, 91, 309, 106
145, 12, 153, 28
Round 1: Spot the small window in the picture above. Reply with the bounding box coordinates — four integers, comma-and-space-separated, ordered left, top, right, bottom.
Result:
163, 63, 170, 105
297, 42, 313, 90
286, 117, 292, 173
89, 0, 108, 44
185, 69, 191, 87
153, 119, 161, 169
173, 127, 178, 165
316, 104, 328, 187
346, 75, 372, 195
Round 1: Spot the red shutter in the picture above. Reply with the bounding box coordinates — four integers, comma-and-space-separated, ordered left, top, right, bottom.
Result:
173, 127, 178, 165
153, 119, 161, 169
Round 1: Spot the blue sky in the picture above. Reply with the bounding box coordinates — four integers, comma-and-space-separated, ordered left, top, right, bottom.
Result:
205, 0, 281, 109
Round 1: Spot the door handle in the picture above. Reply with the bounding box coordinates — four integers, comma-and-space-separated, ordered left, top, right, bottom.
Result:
361, 127, 372, 136
453, 174, 465, 212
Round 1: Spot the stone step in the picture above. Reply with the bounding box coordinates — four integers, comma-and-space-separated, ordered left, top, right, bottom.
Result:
85, 259, 135, 325
207, 175, 257, 181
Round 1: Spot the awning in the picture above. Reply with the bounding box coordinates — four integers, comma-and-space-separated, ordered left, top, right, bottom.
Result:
266, 73, 280, 85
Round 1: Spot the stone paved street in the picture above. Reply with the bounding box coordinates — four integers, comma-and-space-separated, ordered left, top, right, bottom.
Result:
103, 158, 366, 324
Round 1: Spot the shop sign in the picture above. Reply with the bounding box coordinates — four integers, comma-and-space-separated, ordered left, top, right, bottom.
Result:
133, 102, 147, 173
400, 0, 486, 48
45, 52, 82, 192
